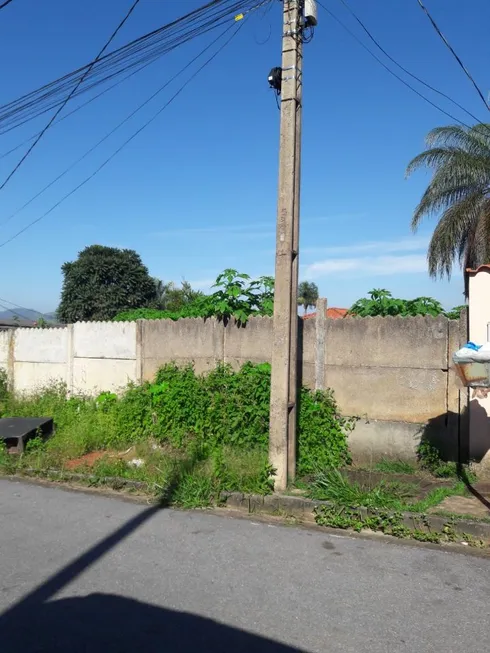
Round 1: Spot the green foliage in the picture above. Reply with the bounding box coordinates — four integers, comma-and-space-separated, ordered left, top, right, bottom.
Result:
444, 305, 466, 320
206, 269, 275, 323
416, 440, 477, 480
115, 269, 275, 324
58, 245, 158, 323
113, 362, 349, 473
314, 505, 443, 542
297, 280, 319, 314
298, 389, 354, 474
349, 288, 463, 319
312, 470, 478, 544
0, 363, 351, 499
152, 279, 203, 312
374, 459, 418, 475
0, 367, 8, 410
309, 469, 414, 508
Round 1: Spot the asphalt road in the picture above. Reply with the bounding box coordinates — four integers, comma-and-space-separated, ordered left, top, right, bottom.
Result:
0, 479, 489, 653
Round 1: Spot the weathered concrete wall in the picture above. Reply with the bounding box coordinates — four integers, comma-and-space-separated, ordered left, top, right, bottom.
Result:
223, 316, 272, 369
324, 315, 448, 422
141, 318, 223, 381
3, 310, 467, 463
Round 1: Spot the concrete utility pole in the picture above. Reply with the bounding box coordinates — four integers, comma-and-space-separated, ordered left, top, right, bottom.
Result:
269, 0, 313, 491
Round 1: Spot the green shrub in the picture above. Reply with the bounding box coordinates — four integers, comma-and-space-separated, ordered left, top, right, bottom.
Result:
417, 441, 459, 478
0, 362, 352, 486
297, 388, 354, 474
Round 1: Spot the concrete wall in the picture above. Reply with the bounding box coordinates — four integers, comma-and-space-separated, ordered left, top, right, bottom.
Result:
8, 322, 139, 396
3, 311, 467, 463
72, 322, 139, 394
13, 327, 68, 393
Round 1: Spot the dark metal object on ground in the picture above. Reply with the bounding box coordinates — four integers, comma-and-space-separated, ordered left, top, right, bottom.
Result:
0, 417, 53, 453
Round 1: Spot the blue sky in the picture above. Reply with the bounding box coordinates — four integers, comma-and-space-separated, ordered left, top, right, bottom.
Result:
0, 0, 489, 313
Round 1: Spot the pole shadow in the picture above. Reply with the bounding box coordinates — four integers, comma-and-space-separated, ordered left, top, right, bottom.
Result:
0, 497, 307, 653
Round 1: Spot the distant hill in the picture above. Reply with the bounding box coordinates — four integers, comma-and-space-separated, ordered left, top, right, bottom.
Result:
0, 307, 57, 322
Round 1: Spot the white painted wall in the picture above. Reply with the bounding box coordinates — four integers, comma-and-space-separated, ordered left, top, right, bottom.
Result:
72, 358, 138, 394
73, 322, 136, 359
15, 327, 68, 363
13, 328, 68, 393
5, 322, 139, 396
0, 331, 10, 367
468, 267, 490, 468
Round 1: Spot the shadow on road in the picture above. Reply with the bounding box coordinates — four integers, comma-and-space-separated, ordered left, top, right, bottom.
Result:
0, 497, 306, 652
0, 592, 306, 652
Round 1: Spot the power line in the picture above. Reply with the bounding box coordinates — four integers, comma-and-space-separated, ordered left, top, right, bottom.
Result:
0, 301, 38, 323
0, 23, 238, 230
316, 1, 472, 129
0, 20, 245, 250
0, 1, 257, 132
0, 1, 255, 147
0, 0, 143, 191
416, 0, 489, 112
0, 0, 15, 10
335, 0, 483, 125
0, 295, 50, 322
0, 57, 162, 158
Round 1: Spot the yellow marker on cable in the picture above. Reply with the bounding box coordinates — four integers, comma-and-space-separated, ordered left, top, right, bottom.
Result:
234, 13, 244, 21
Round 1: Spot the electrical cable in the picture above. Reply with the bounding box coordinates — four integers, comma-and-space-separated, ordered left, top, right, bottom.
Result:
316, 1, 473, 129
0, 0, 143, 191
0, 1, 259, 132
0, 295, 50, 322
0, 301, 38, 323
0, 20, 245, 250
0, 23, 238, 230
0, 0, 14, 10
0, 1, 267, 156
416, 0, 488, 112
0, 57, 164, 159
335, 0, 484, 125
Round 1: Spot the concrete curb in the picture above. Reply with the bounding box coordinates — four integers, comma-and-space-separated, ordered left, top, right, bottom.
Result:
6, 469, 490, 543
220, 492, 490, 542
22, 467, 148, 490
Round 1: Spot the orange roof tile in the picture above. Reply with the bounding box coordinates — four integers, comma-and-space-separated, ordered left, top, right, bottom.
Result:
302, 308, 348, 320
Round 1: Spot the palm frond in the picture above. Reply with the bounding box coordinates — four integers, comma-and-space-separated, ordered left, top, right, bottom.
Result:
409, 122, 490, 283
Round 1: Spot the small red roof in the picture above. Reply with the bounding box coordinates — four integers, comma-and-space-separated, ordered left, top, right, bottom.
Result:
303, 308, 348, 320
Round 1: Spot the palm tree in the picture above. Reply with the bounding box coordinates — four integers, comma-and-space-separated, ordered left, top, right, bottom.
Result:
406, 124, 490, 288
152, 278, 171, 309
298, 281, 319, 315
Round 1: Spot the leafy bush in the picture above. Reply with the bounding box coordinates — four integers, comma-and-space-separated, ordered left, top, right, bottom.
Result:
297, 388, 354, 474
0, 367, 8, 413
115, 269, 274, 324
350, 288, 464, 319
0, 363, 352, 483
417, 441, 460, 478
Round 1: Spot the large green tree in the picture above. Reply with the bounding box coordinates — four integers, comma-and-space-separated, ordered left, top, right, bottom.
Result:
297, 280, 319, 314
407, 124, 490, 283
58, 245, 157, 322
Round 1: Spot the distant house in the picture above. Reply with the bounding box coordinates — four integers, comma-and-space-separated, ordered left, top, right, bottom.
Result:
302, 308, 348, 321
